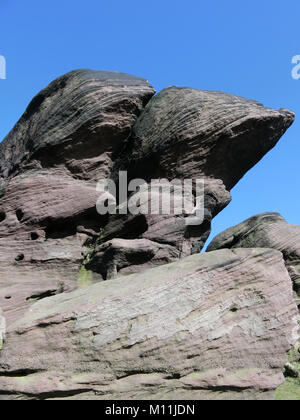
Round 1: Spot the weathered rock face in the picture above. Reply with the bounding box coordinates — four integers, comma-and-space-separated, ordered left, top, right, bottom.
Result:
0, 70, 155, 324
101, 88, 295, 261
0, 70, 298, 400
127, 88, 293, 188
207, 212, 300, 398
0, 72, 294, 324
207, 212, 300, 309
0, 249, 298, 400
85, 238, 180, 280
0, 69, 155, 181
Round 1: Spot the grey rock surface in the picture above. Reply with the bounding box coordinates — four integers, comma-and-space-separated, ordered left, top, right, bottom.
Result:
0, 70, 155, 324
207, 212, 300, 397
102, 87, 294, 261
0, 71, 297, 401
0, 248, 298, 400
207, 212, 300, 308
0, 69, 155, 181
85, 238, 180, 280
0, 72, 294, 323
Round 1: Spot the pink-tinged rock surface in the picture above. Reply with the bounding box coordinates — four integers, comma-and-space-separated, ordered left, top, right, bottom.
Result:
0, 71, 294, 326
207, 212, 300, 309
0, 71, 297, 400
85, 238, 180, 280
0, 70, 155, 181
0, 70, 155, 325
0, 248, 298, 400
107, 87, 295, 255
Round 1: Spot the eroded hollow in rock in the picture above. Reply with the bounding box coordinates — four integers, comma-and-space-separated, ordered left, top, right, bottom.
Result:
30, 232, 39, 241
0, 211, 6, 222
16, 209, 24, 222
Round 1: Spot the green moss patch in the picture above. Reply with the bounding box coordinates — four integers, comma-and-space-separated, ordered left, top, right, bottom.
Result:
77, 265, 93, 288
275, 378, 300, 400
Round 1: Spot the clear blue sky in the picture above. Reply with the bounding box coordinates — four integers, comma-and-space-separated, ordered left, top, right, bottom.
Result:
0, 0, 299, 243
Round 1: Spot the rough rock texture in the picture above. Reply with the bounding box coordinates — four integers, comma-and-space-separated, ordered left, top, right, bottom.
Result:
207, 212, 300, 399
103, 88, 295, 258
207, 213, 300, 308
0, 71, 297, 400
0, 69, 155, 181
0, 72, 294, 323
85, 238, 180, 280
0, 70, 155, 324
0, 248, 298, 400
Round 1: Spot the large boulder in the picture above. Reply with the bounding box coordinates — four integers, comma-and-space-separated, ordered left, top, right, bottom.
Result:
0, 70, 155, 324
0, 72, 294, 324
207, 212, 300, 399
0, 248, 298, 400
207, 212, 300, 308
94, 87, 294, 265
0, 69, 155, 181
0, 71, 298, 401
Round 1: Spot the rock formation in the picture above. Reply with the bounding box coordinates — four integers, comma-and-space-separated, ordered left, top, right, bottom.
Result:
207, 212, 300, 398
207, 212, 300, 309
0, 249, 298, 400
105, 87, 295, 258
0, 70, 298, 400
0, 70, 155, 324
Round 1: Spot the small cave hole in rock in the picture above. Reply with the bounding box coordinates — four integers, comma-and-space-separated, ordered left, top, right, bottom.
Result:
16, 209, 24, 222
5, 295, 11, 300
0, 211, 6, 222
15, 253, 25, 262
168, 373, 181, 379
45, 222, 77, 240
30, 232, 39, 241
230, 307, 238, 313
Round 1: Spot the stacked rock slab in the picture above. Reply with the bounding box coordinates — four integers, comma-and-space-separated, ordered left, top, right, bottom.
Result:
0, 70, 155, 324
207, 212, 300, 396
0, 249, 298, 400
0, 71, 294, 320
87, 87, 295, 276
207, 212, 300, 309
0, 70, 298, 400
